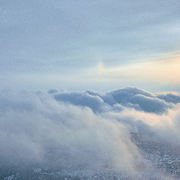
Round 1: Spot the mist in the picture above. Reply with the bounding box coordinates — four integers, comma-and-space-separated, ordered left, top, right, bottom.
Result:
0, 87, 180, 179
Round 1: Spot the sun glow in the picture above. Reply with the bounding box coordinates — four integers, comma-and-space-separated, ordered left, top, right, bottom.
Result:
95, 52, 180, 85
99, 61, 105, 70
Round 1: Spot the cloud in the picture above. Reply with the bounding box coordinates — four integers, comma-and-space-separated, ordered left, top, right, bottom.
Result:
54, 90, 117, 113
1, 87, 180, 179
157, 92, 180, 104
53, 87, 172, 114
0, 89, 140, 175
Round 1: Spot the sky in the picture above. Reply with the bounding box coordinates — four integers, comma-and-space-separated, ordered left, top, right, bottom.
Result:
1, 2, 180, 178
1, 0, 180, 92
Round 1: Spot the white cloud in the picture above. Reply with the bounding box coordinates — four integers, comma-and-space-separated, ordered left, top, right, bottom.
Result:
1, 87, 180, 179
0, 89, 141, 176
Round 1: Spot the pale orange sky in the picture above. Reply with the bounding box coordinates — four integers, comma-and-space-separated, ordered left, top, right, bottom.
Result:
95, 52, 180, 86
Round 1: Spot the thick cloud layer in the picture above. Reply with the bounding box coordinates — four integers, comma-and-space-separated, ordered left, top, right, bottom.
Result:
1, 87, 180, 179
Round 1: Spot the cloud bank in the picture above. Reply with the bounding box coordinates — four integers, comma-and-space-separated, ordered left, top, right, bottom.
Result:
1, 87, 180, 179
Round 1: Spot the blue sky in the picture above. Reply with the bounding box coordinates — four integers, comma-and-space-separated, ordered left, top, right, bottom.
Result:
1, 0, 180, 92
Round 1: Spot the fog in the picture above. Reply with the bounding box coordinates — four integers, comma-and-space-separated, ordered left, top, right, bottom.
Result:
0, 87, 180, 179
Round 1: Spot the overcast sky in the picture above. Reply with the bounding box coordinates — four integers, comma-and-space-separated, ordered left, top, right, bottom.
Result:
1, 0, 180, 92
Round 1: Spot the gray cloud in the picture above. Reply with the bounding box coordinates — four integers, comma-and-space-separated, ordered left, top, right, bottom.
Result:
53, 87, 173, 114
157, 92, 180, 104
1, 0, 180, 73
54, 90, 117, 113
